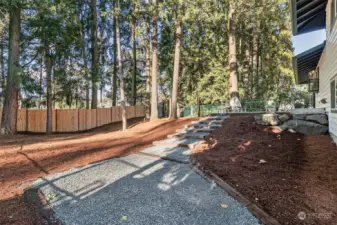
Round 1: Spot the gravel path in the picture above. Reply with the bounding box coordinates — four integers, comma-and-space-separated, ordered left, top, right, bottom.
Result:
32, 116, 260, 225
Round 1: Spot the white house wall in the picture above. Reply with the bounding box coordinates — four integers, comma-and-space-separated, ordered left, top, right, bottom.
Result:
315, 0, 337, 136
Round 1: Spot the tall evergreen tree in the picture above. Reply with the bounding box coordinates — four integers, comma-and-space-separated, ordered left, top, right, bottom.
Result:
112, 0, 117, 106
228, 2, 240, 112
45, 43, 52, 134
170, 5, 182, 120
1, 5, 20, 135
90, 0, 98, 109
131, 1, 137, 106
115, 0, 127, 131
150, 0, 158, 120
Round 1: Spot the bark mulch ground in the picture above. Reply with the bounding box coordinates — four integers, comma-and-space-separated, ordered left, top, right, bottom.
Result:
192, 115, 337, 225
0, 117, 198, 225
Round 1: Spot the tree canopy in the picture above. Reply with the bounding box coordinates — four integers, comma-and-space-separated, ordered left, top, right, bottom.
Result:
0, 0, 295, 133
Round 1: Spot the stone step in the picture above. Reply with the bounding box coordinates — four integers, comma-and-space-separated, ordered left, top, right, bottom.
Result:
185, 123, 222, 129
197, 120, 222, 125
196, 119, 224, 124
210, 113, 229, 117
170, 132, 209, 139
153, 138, 201, 149
140, 146, 191, 163
200, 116, 229, 121
176, 128, 215, 133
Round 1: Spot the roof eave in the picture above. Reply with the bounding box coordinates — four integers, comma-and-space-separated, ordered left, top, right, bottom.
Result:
293, 42, 326, 85
291, 0, 327, 36
290, 0, 298, 35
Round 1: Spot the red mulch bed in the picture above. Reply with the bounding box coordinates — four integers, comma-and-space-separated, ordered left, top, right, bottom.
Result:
0, 117, 198, 225
192, 115, 337, 225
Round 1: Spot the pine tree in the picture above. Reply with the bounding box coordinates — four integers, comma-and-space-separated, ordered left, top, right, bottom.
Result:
170, 6, 182, 120
115, 0, 127, 131
131, 1, 137, 106
150, 0, 158, 120
90, 0, 98, 109
112, 0, 117, 106
228, 2, 240, 112
1, 6, 20, 135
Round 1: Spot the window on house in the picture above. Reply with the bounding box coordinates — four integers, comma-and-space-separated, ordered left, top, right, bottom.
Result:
308, 68, 319, 92
331, 79, 336, 108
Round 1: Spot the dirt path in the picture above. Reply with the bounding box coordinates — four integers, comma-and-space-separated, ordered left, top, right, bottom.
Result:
192, 115, 337, 225
0, 117, 198, 225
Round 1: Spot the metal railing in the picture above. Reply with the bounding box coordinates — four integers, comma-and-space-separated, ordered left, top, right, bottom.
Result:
184, 100, 267, 117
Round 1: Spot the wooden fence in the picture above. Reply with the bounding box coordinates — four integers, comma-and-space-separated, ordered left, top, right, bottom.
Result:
0, 105, 145, 133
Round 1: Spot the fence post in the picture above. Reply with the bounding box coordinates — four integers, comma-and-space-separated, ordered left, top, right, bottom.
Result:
78, 109, 80, 131
55, 109, 57, 133
111, 106, 113, 123
25, 109, 29, 132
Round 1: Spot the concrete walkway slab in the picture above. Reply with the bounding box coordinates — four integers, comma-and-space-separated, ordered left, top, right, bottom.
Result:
33, 154, 260, 225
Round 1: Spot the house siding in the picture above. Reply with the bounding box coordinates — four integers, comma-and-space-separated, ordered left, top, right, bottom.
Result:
315, 0, 337, 136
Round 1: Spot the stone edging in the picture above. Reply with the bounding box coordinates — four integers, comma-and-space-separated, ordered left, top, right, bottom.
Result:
191, 163, 281, 225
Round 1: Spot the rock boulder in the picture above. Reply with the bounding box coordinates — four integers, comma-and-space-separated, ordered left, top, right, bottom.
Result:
284, 119, 328, 134
306, 114, 328, 125
292, 114, 306, 120
262, 114, 280, 126
271, 124, 289, 134
254, 115, 268, 125
291, 108, 326, 115
278, 114, 291, 123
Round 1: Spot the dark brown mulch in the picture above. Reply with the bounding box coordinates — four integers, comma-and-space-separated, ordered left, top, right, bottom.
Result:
192, 115, 337, 225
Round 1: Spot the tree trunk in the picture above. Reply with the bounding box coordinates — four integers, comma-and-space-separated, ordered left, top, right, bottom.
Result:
100, 44, 105, 106
132, 2, 137, 106
77, 0, 90, 109
197, 94, 201, 117
255, 39, 260, 98
112, 0, 117, 106
150, 0, 158, 121
249, 34, 254, 98
1, 7, 20, 135
170, 19, 182, 120
116, 0, 127, 131
145, 0, 151, 118
99, 1, 106, 107
39, 61, 43, 109
45, 45, 53, 134
252, 36, 259, 99
91, 0, 98, 109
228, 3, 240, 112
243, 40, 250, 99
0, 40, 5, 100
76, 0, 90, 109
